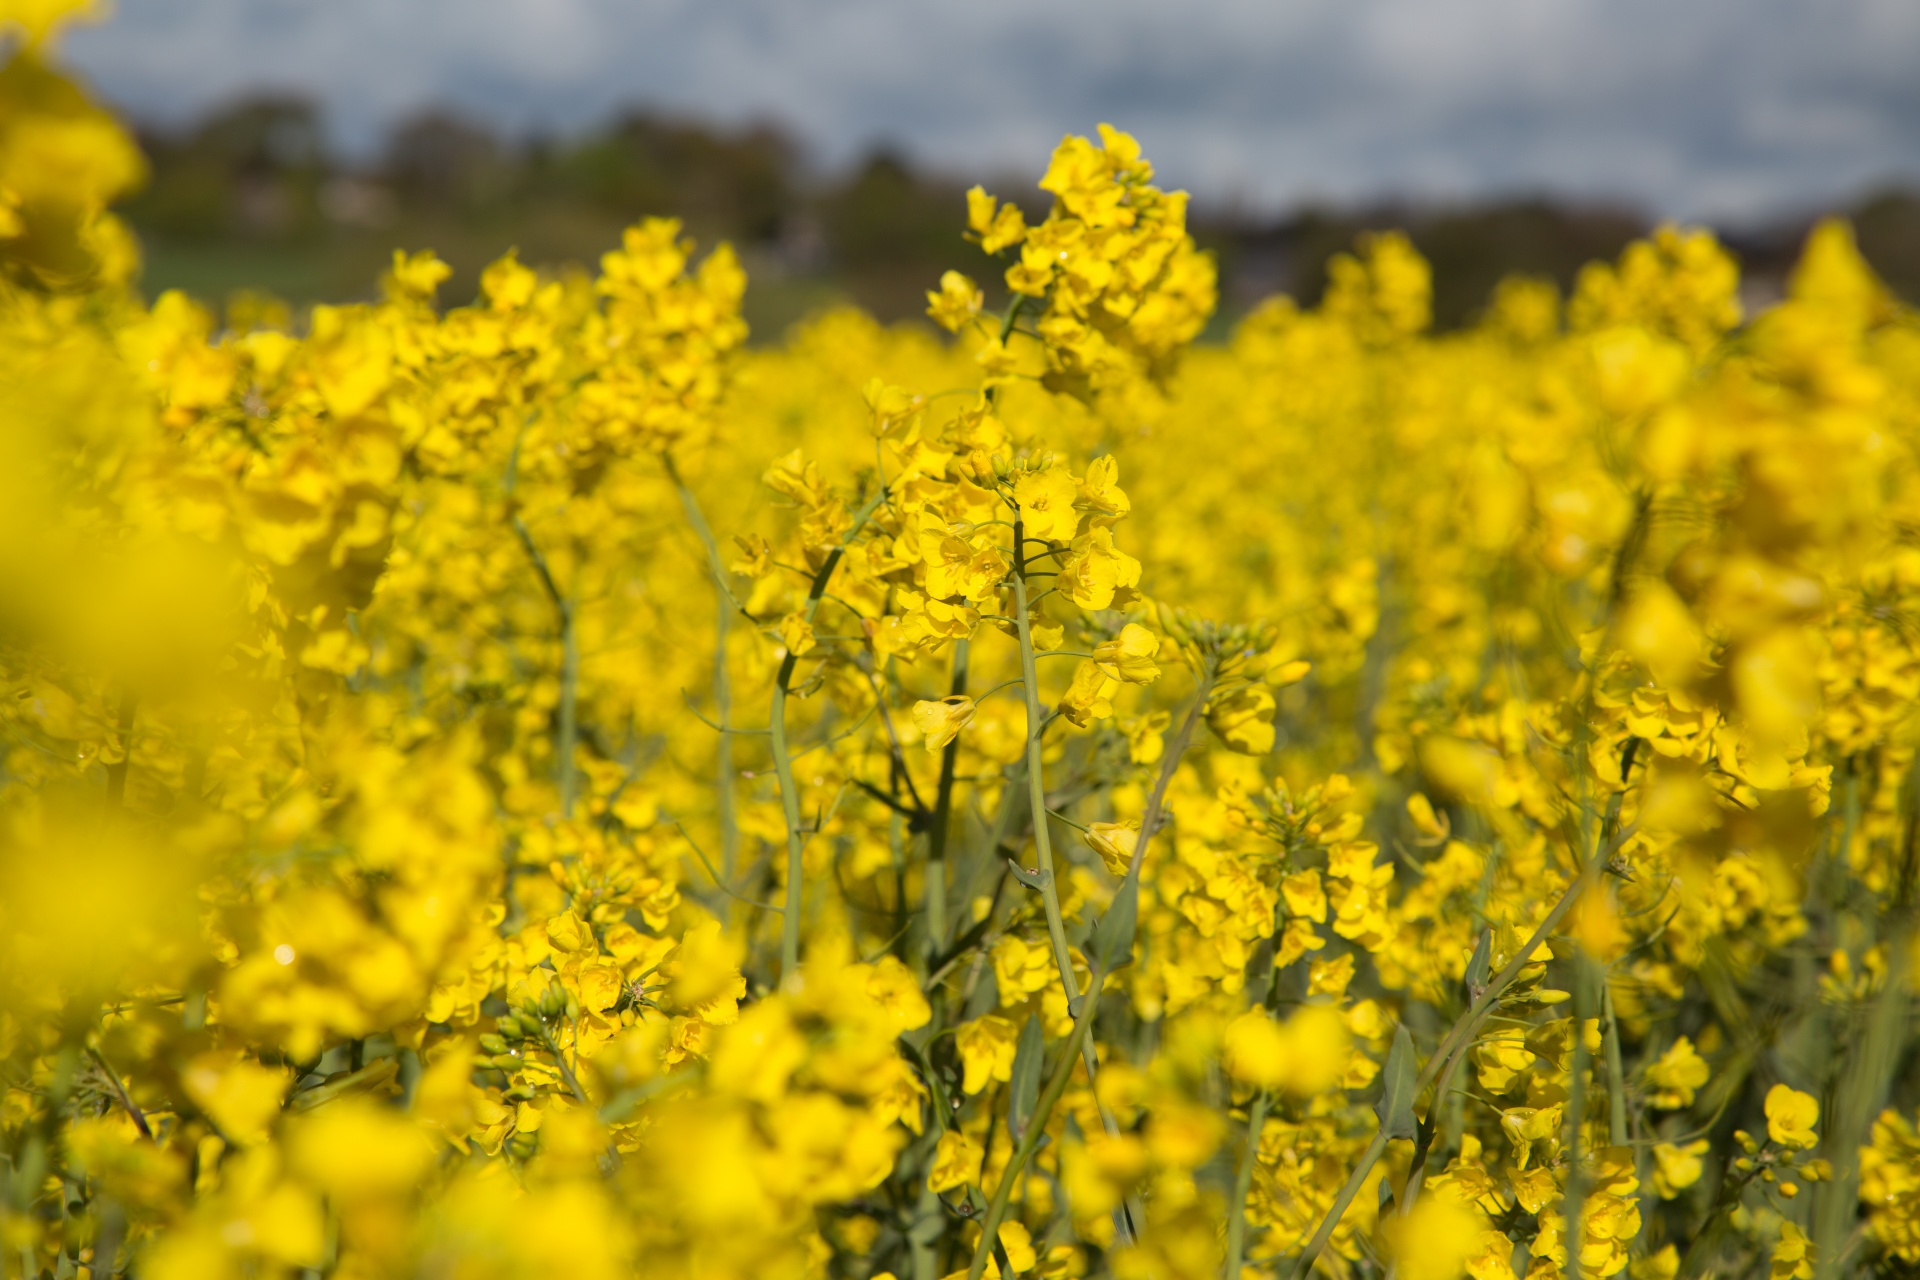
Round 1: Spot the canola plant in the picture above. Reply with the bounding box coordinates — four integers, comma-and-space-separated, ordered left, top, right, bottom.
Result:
4, 4, 1920, 1278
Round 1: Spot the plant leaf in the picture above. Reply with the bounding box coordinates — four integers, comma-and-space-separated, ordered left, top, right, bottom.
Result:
1090, 868, 1139, 972
1009, 1014, 1043, 1138
1464, 929, 1492, 1002
1376, 1023, 1418, 1141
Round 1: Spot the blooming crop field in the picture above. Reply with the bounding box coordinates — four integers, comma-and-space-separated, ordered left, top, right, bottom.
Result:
5, 4, 1920, 1280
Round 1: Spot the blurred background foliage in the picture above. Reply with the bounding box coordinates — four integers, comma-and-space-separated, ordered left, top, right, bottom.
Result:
121, 94, 1920, 336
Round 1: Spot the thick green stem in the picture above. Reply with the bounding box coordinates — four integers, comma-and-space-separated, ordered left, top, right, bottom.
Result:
925, 638, 969, 959
966, 963, 1105, 1280
1226, 1090, 1271, 1280
667, 458, 740, 878
775, 486, 889, 979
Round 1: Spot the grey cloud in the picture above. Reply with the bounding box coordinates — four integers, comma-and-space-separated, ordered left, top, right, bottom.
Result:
60, 0, 1920, 220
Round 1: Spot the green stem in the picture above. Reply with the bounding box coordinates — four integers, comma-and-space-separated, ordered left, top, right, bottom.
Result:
1010, 512, 1081, 1016
776, 485, 890, 979
1602, 985, 1628, 1148
1129, 667, 1216, 879
667, 457, 740, 878
1009, 513, 1138, 1246
965, 962, 1105, 1280
85, 1045, 150, 1140
1291, 1129, 1388, 1280
1400, 1018, 1471, 1212
541, 1027, 591, 1107
1290, 820, 1635, 1279
926, 638, 969, 960
1226, 1091, 1271, 1280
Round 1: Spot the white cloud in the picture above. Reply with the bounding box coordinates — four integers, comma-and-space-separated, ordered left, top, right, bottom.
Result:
61, 0, 1920, 219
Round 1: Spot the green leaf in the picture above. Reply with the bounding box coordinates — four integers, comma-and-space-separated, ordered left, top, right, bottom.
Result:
1007, 859, 1053, 891
1009, 1014, 1043, 1139
1376, 1024, 1418, 1141
1090, 868, 1139, 973
1464, 929, 1492, 1002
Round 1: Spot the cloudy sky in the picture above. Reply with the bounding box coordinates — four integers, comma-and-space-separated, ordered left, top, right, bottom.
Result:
62, 0, 1920, 222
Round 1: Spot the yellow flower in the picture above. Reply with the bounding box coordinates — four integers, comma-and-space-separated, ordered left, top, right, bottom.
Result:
1765, 1084, 1820, 1150
926, 272, 983, 333
1651, 1140, 1708, 1199
912, 696, 976, 751
866, 955, 933, 1033
288, 1099, 435, 1203
1861, 1108, 1920, 1262
1633, 1245, 1681, 1280
1221, 1008, 1291, 1090
966, 186, 1027, 255
1406, 792, 1449, 842
1385, 1192, 1484, 1280
385, 248, 451, 302
1058, 528, 1142, 610
1220, 1004, 1349, 1095
1645, 1037, 1710, 1109
1205, 684, 1275, 755
1122, 710, 1169, 764
779, 612, 818, 657
1084, 821, 1139, 876
997, 1221, 1037, 1273
1013, 460, 1082, 543
1057, 659, 1118, 727
1092, 623, 1161, 684
1770, 1222, 1814, 1280
954, 1014, 1018, 1094
709, 999, 807, 1102
863, 377, 920, 434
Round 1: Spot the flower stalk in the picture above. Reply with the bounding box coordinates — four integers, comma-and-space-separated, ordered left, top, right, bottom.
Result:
775, 484, 890, 978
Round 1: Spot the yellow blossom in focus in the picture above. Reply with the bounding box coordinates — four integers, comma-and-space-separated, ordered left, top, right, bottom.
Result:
913, 696, 977, 751
1765, 1084, 1820, 1150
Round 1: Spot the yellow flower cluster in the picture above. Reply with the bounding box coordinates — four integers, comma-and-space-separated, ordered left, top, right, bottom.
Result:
7, 5, 1920, 1278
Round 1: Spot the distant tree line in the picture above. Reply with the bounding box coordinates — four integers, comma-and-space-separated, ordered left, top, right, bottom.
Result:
122, 94, 1920, 333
